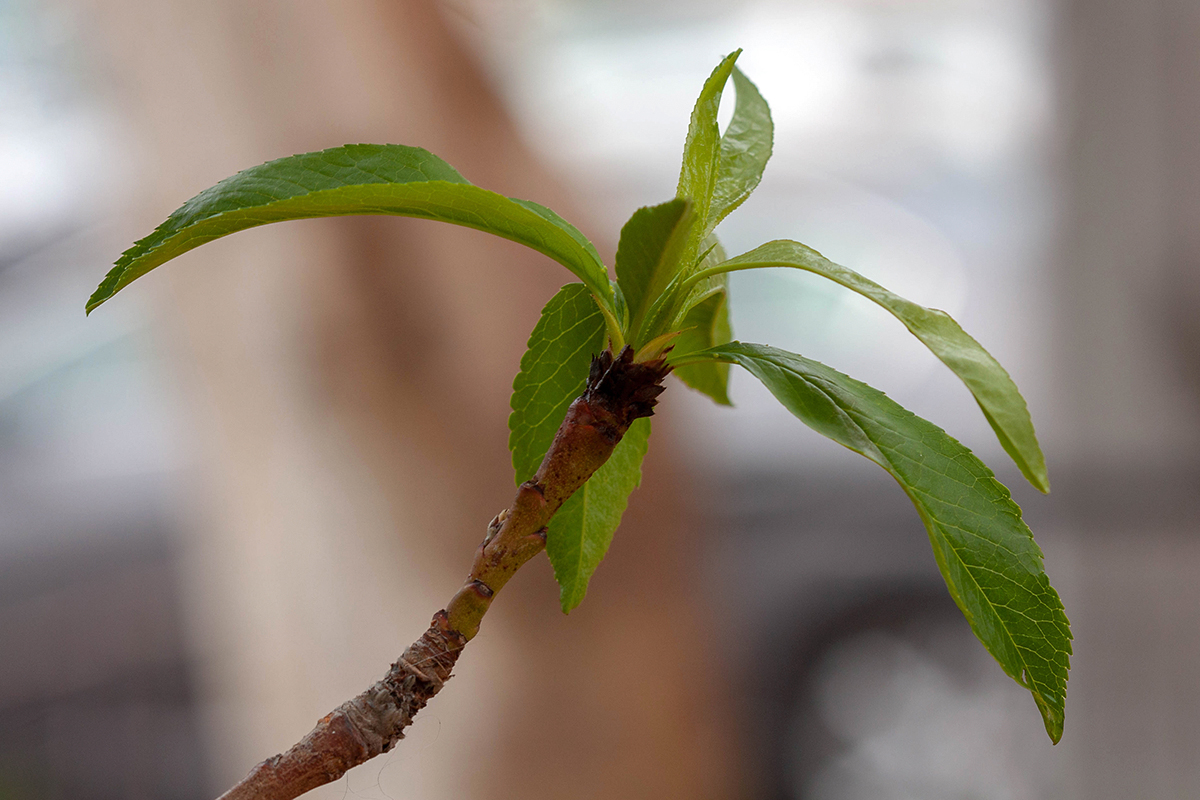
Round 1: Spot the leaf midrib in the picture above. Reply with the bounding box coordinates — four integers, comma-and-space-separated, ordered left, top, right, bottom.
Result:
103, 180, 611, 309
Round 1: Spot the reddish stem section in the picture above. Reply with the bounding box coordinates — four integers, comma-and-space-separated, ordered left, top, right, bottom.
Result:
215, 348, 669, 800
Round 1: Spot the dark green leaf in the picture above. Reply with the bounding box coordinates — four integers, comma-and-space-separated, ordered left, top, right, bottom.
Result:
614, 199, 691, 342
88, 144, 614, 318
702, 239, 1049, 492
547, 418, 651, 612
704, 342, 1071, 742
509, 284, 607, 485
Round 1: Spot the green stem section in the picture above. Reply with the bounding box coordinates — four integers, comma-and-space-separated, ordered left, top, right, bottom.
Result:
215, 347, 669, 800
678, 260, 769, 294
597, 297, 626, 351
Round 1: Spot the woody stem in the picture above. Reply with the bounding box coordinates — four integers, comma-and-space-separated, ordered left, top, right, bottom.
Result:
215, 346, 670, 800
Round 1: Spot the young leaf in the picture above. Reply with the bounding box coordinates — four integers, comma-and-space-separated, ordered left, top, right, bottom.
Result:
708, 67, 773, 232
676, 52, 773, 270
677, 50, 740, 243
547, 417, 651, 612
690, 239, 1050, 492
702, 342, 1071, 742
509, 283, 607, 485
671, 290, 732, 405
87, 144, 615, 323
614, 198, 691, 341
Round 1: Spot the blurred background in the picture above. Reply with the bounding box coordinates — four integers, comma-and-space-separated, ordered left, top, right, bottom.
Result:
2, 0, 1198, 798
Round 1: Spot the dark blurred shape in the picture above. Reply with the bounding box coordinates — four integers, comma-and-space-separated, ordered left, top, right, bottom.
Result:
0, 483, 208, 800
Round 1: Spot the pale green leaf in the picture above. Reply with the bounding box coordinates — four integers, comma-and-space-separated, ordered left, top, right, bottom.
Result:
676, 237, 729, 407
671, 289, 732, 405
547, 418, 651, 612
88, 144, 613, 315
614, 198, 691, 341
698, 239, 1049, 492
704, 342, 1071, 742
509, 284, 607, 485
676, 53, 773, 277
709, 67, 773, 230
676, 50, 740, 244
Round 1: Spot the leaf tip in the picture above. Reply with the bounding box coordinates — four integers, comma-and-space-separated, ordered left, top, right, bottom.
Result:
1030, 686, 1066, 744
1032, 466, 1051, 494
559, 591, 583, 615
85, 291, 108, 316
1019, 458, 1051, 494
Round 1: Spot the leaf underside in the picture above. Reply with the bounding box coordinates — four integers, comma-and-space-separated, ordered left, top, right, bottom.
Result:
87, 144, 612, 314
716, 239, 1049, 492
706, 342, 1071, 742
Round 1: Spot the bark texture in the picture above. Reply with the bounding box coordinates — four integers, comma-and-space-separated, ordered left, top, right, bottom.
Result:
217, 348, 670, 800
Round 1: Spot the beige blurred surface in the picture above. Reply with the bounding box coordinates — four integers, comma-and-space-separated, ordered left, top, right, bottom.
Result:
10, 0, 1200, 797
75, 2, 739, 798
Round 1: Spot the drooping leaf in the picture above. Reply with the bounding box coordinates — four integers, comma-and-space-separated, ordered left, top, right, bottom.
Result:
702, 342, 1071, 742
614, 198, 691, 341
547, 417, 651, 612
699, 239, 1050, 492
509, 283, 607, 485
87, 144, 614, 318
708, 67, 773, 231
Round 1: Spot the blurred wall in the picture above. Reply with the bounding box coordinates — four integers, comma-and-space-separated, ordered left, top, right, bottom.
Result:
76, 2, 738, 798
1052, 0, 1200, 462
18, 0, 1200, 797
1049, 0, 1200, 796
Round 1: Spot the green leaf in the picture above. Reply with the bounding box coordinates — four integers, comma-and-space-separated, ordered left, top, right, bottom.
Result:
509, 283, 607, 485
696, 239, 1050, 492
87, 144, 614, 319
677, 50, 740, 241
709, 67, 773, 231
676, 237, 729, 407
614, 198, 691, 342
704, 342, 1071, 742
671, 289, 732, 405
676, 52, 773, 273
547, 417, 651, 612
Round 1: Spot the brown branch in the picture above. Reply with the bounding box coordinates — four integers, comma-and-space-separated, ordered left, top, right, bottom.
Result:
216, 346, 670, 800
